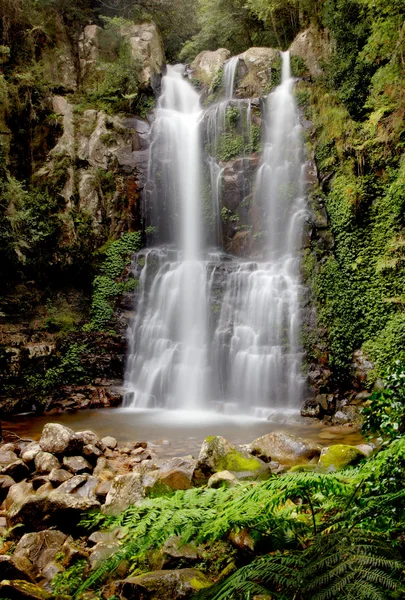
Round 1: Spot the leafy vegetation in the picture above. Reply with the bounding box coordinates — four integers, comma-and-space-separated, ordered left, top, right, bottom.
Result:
73, 437, 405, 598
87, 232, 142, 331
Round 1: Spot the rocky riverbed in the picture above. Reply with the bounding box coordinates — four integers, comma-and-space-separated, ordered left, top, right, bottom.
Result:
0, 422, 373, 599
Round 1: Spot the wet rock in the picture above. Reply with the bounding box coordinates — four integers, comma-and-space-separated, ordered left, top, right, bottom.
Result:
102, 473, 144, 516
350, 349, 374, 385
5, 481, 34, 511
115, 568, 212, 599
2, 459, 30, 482
301, 394, 335, 419
41, 560, 63, 582
60, 537, 88, 567
319, 445, 366, 470
248, 432, 322, 466
58, 474, 88, 494
39, 423, 82, 455
21, 443, 41, 465
89, 541, 120, 570
144, 468, 193, 495
7, 491, 100, 533
193, 436, 268, 485
88, 530, 117, 546
207, 470, 238, 489
0, 579, 54, 599
35, 452, 60, 474
36, 482, 54, 495
49, 468, 73, 486
101, 436, 117, 450
0, 474, 16, 502
0, 554, 35, 582
14, 530, 67, 574
63, 455, 92, 474
356, 443, 374, 458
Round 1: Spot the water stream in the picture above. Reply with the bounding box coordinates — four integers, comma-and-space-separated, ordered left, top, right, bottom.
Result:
124, 53, 306, 417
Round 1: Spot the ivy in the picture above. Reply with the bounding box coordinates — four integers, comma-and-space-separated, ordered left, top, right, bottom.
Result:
87, 231, 142, 331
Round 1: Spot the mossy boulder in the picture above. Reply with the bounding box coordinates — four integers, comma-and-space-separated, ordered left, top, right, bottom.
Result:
192, 436, 268, 485
115, 568, 212, 599
0, 579, 54, 599
319, 445, 366, 470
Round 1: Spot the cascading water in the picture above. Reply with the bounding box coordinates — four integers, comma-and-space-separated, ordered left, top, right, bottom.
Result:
124, 52, 306, 417
124, 66, 208, 409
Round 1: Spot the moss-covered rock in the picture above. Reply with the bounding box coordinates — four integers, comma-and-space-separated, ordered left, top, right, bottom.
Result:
0, 579, 54, 599
319, 444, 366, 470
115, 568, 212, 599
192, 436, 268, 485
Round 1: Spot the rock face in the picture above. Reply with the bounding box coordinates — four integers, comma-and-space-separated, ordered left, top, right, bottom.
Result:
116, 568, 212, 599
193, 436, 268, 485
238, 47, 280, 97
249, 432, 322, 466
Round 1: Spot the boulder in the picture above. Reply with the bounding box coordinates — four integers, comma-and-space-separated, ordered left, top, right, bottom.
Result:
102, 473, 144, 516
0, 579, 54, 599
301, 394, 335, 418
289, 26, 331, 78
39, 423, 82, 455
238, 47, 280, 97
2, 459, 30, 481
155, 537, 199, 570
89, 541, 120, 570
190, 48, 231, 87
207, 470, 238, 489
76, 430, 100, 446
319, 445, 366, 470
143, 468, 193, 496
115, 568, 212, 599
0, 450, 19, 465
49, 468, 73, 486
57, 474, 88, 494
5, 481, 34, 510
63, 455, 92, 474
7, 491, 100, 533
83, 444, 103, 462
14, 530, 67, 573
75, 476, 99, 499
193, 436, 268, 485
34, 452, 60, 474
0, 554, 35, 582
21, 443, 41, 465
248, 432, 322, 466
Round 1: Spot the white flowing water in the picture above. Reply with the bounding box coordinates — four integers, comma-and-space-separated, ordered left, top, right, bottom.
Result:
124, 67, 208, 409
125, 52, 306, 416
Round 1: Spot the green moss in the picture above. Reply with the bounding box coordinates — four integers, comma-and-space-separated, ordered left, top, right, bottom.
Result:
217, 448, 263, 473
319, 445, 366, 470
190, 575, 211, 590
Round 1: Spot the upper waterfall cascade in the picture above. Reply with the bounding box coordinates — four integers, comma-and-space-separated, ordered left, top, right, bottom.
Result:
124, 54, 307, 415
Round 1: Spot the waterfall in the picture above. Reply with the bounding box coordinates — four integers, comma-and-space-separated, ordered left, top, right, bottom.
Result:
124, 66, 208, 409
124, 52, 306, 416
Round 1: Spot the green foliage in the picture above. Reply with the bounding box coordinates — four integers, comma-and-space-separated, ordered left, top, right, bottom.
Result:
52, 559, 88, 596
362, 360, 405, 440
45, 300, 81, 333
77, 438, 405, 597
217, 132, 245, 161
88, 232, 142, 330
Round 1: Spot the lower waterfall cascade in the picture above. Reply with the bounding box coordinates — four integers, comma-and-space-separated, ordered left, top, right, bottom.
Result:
124, 52, 307, 416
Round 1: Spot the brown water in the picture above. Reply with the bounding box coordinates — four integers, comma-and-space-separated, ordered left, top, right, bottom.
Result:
2, 408, 364, 459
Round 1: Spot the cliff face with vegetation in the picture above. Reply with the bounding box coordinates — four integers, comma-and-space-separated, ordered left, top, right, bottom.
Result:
1, 0, 404, 416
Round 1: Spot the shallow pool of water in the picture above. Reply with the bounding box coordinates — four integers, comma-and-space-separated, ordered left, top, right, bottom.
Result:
2, 408, 364, 459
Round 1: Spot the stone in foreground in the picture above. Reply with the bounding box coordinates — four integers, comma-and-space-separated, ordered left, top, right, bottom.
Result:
39, 423, 82, 455
0, 579, 54, 599
249, 432, 322, 466
193, 436, 268, 485
115, 568, 212, 599
319, 444, 366, 470
102, 473, 144, 516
